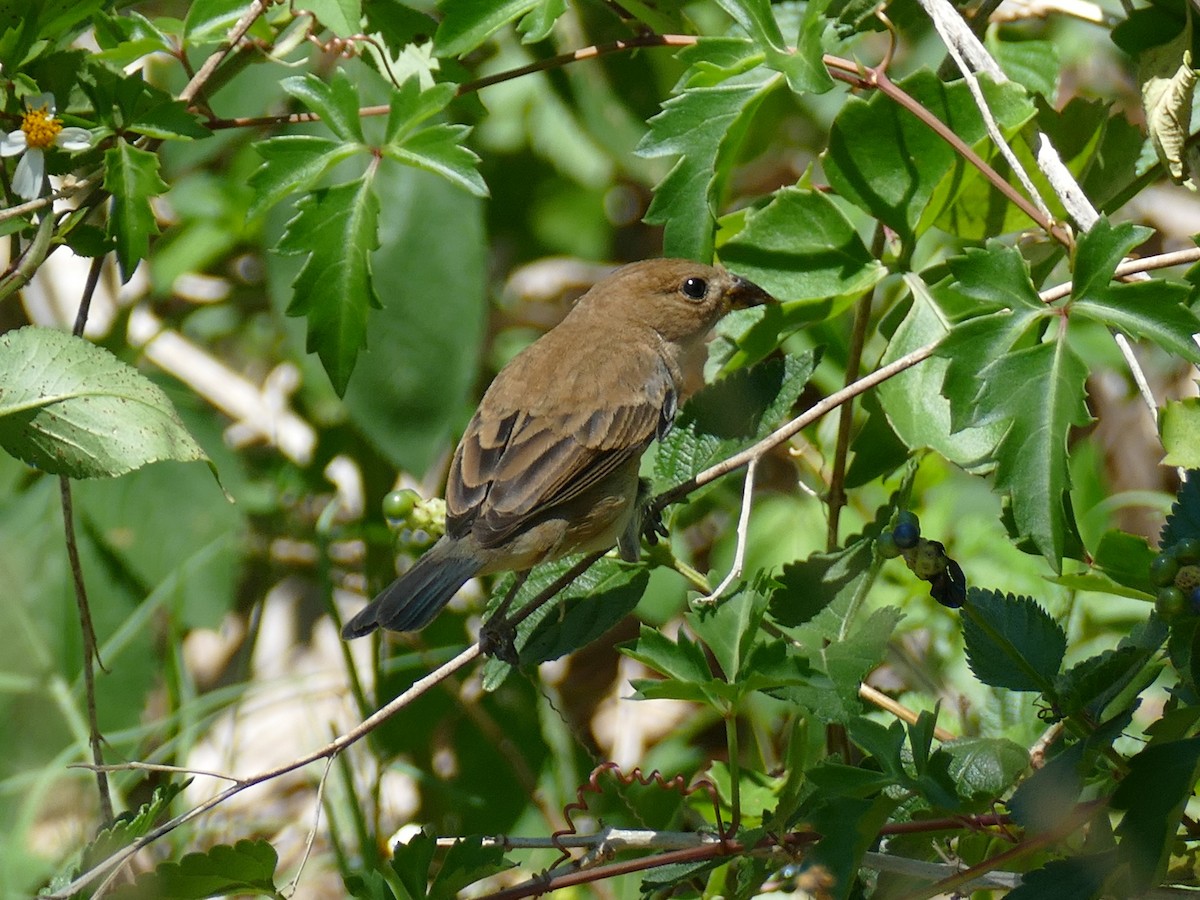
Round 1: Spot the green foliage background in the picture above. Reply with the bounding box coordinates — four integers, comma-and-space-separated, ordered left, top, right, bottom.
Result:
1, 0, 1199, 897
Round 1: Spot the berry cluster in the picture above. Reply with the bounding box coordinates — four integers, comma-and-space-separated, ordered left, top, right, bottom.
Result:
877, 511, 967, 608
1151, 537, 1200, 620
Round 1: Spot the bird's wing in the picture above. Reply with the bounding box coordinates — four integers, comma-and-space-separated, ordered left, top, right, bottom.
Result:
445, 353, 675, 549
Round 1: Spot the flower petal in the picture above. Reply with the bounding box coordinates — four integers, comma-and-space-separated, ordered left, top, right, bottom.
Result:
56, 127, 92, 152
26, 92, 55, 114
0, 130, 26, 157
13, 148, 44, 200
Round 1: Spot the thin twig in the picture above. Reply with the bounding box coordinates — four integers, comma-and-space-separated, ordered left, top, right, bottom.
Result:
858, 684, 957, 742
47, 642, 483, 898
653, 340, 941, 511
286, 753, 336, 896
695, 457, 757, 605
178, 1, 270, 105
1038, 246, 1200, 302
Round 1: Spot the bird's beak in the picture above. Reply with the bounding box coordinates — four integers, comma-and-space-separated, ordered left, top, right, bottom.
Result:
727, 274, 774, 309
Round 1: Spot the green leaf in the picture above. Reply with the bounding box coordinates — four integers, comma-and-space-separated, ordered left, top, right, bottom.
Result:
304, 0, 363, 36
390, 829, 436, 900
653, 351, 816, 492
1162, 398, 1200, 467
1070, 218, 1152, 302
519, 565, 650, 666
877, 276, 1004, 470
976, 336, 1090, 568
517, 0, 566, 42
277, 175, 381, 395
280, 70, 365, 142
1090, 529, 1156, 596
107, 839, 278, 899
478, 555, 645, 689
769, 535, 874, 628
183, 0, 251, 44
714, 0, 834, 94
433, 0, 541, 57
80, 782, 189, 873
0, 327, 213, 480
341, 167, 487, 474
1161, 469, 1200, 549
824, 70, 1036, 245
381, 81, 487, 197
248, 135, 361, 220
637, 41, 778, 260
429, 835, 514, 899
621, 623, 714, 686
1006, 853, 1118, 900
960, 588, 1066, 693
942, 737, 1029, 801
104, 139, 168, 281
717, 187, 885, 302
1112, 737, 1200, 891
688, 577, 770, 681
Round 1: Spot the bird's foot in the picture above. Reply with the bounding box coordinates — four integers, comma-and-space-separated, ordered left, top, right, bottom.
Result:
480, 616, 519, 664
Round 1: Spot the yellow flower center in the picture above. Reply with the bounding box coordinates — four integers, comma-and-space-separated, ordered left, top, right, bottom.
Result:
21, 105, 63, 150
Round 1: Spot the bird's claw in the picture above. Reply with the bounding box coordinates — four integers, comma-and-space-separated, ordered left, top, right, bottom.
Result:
480, 617, 519, 664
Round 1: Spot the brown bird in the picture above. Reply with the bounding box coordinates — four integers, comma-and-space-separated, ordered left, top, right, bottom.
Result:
342, 259, 771, 639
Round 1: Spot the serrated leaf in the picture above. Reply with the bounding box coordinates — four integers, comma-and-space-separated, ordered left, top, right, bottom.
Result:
942, 737, 1029, 800
107, 838, 278, 899
104, 139, 168, 280
80, 782, 189, 873
621, 623, 713, 685
878, 275, 1004, 470
277, 175, 381, 394
1069, 218, 1153, 302
280, 70, 365, 142
380, 82, 488, 196
1162, 398, 1200, 467
1161, 470, 1200, 549
975, 335, 1091, 567
391, 829, 436, 900
688, 577, 769, 681
769, 535, 874, 628
248, 135, 360, 219
1053, 645, 1157, 722
481, 555, 645, 690
961, 588, 1066, 692
946, 242, 1045, 311
1112, 737, 1200, 891
430, 835, 514, 899
654, 351, 816, 492
1006, 853, 1118, 900
433, 0, 541, 57
718, 187, 885, 302
715, 0, 833, 94
518, 565, 649, 666
0, 327, 213, 480
637, 43, 778, 260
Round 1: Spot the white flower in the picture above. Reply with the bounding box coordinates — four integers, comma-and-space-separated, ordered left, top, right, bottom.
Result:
1, 93, 92, 201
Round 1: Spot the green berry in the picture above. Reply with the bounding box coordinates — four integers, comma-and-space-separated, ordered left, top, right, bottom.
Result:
877, 531, 902, 559
382, 488, 419, 522
1150, 554, 1180, 587
1175, 538, 1200, 565
1157, 586, 1187, 620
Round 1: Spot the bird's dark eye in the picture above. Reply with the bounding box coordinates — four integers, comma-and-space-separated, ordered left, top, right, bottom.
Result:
681, 277, 708, 300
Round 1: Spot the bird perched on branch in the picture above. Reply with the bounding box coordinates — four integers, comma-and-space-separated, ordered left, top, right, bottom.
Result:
342, 258, 771, 639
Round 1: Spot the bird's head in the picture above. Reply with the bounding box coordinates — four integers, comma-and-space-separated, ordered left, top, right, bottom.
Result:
579, 258, 773, 345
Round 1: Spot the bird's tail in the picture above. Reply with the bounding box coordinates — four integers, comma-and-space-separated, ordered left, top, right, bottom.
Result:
341, 539, 482, 639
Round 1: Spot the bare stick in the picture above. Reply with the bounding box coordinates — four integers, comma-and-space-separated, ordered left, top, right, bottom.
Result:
694, 457, 758, 605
